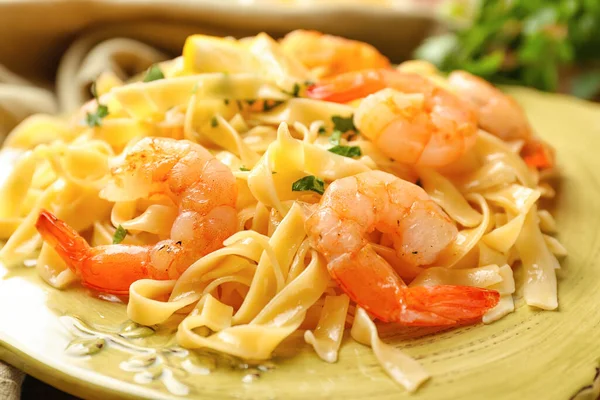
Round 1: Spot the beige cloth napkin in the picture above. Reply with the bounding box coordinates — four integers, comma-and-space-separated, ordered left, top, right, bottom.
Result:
0, 363, 24, 399
0, 1, 434, 398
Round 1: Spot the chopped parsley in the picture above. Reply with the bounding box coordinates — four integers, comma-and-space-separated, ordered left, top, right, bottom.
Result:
210, 116, 218, 127
224, 99, 230, 105
318, 126, 327, 135
240, 166, 250, 171
331, 114, 356, 133
85, 104, 109, 127
85, 82, 109, 127
246, 99, 256, 106
112, 225, 128, 244
284, 80, 314, 98
328, 145, 362, 158
291, 175, 325, 195
327, 115, 360, 157
290, 83, 301, 97
143, 64, 165, 82
263, 100, 284, 111
283, 82, 301, 97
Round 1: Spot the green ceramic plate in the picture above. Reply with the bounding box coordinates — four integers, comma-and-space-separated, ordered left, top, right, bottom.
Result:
1, 88, 600, 400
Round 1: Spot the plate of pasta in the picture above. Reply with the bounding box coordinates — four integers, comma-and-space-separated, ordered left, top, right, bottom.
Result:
1, 30, 600, 400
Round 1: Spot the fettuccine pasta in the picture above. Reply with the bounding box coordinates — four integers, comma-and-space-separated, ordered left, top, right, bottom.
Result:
0, 30, 564, 392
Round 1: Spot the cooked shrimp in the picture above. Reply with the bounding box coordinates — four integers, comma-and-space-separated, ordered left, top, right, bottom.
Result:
306, 171, 499, 326
280, 30, 391, 78
307, 69, 478, 167
448, 71, 554, 169
35, 137, 237, 294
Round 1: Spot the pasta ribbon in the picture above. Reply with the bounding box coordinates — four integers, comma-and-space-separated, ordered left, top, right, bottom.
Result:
515, 206, 559, 310
351, 307, 430, 392
419, 167, 482, 227
304, 294, 350, 363
176, 247, 328, 360
233, 202, 306, 324
434, 193, 490, 268
36, 242, 77, 289
113, 74, 287, 120
410, 264, 504, 288
128, 279, 197, 326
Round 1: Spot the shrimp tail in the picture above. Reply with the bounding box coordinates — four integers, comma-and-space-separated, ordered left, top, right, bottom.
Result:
522, 139, 555, 170
35, 209, 91, 268
400, 285, 500, 327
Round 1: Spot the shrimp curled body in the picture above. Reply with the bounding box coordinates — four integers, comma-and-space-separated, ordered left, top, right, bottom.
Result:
306, 171, 499, 326
307, 69, 479, 167
35, 137, 238, 294
448, 71, 554, 169
280, 30, 391, 78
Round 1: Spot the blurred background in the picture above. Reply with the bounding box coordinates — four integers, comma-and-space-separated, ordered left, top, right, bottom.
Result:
0, 0, 599, 398
1, 0, 599, 98
1, 0, 599, 137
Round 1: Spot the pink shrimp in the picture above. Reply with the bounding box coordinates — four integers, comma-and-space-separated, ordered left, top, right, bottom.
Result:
447, 71, 554, 169
280, 30, 391, 78
306, 171, 499, 326
306, 69, 478, 167
35, 137, 238, 294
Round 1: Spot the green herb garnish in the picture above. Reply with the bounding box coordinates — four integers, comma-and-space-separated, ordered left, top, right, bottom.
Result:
331, 115, 356, 134
143, 65, 165, 82
291, 176, 325, 195
85, 82, 109, 127
85, 104, 109, 127
283, 82, 301, 97
240, 166, 250, 171
291, 83, 301, 97
211, 116, 218, 127
246, 99, 256, 106
318, 126, 327, 135
224, 99, 230, 105
263, 100, 284, 111
328, 115, 360, 154
328, 145, 362, 158
112, 225, 128, 244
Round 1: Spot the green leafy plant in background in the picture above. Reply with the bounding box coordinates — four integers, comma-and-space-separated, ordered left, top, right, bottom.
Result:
416, 0, 600, 99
